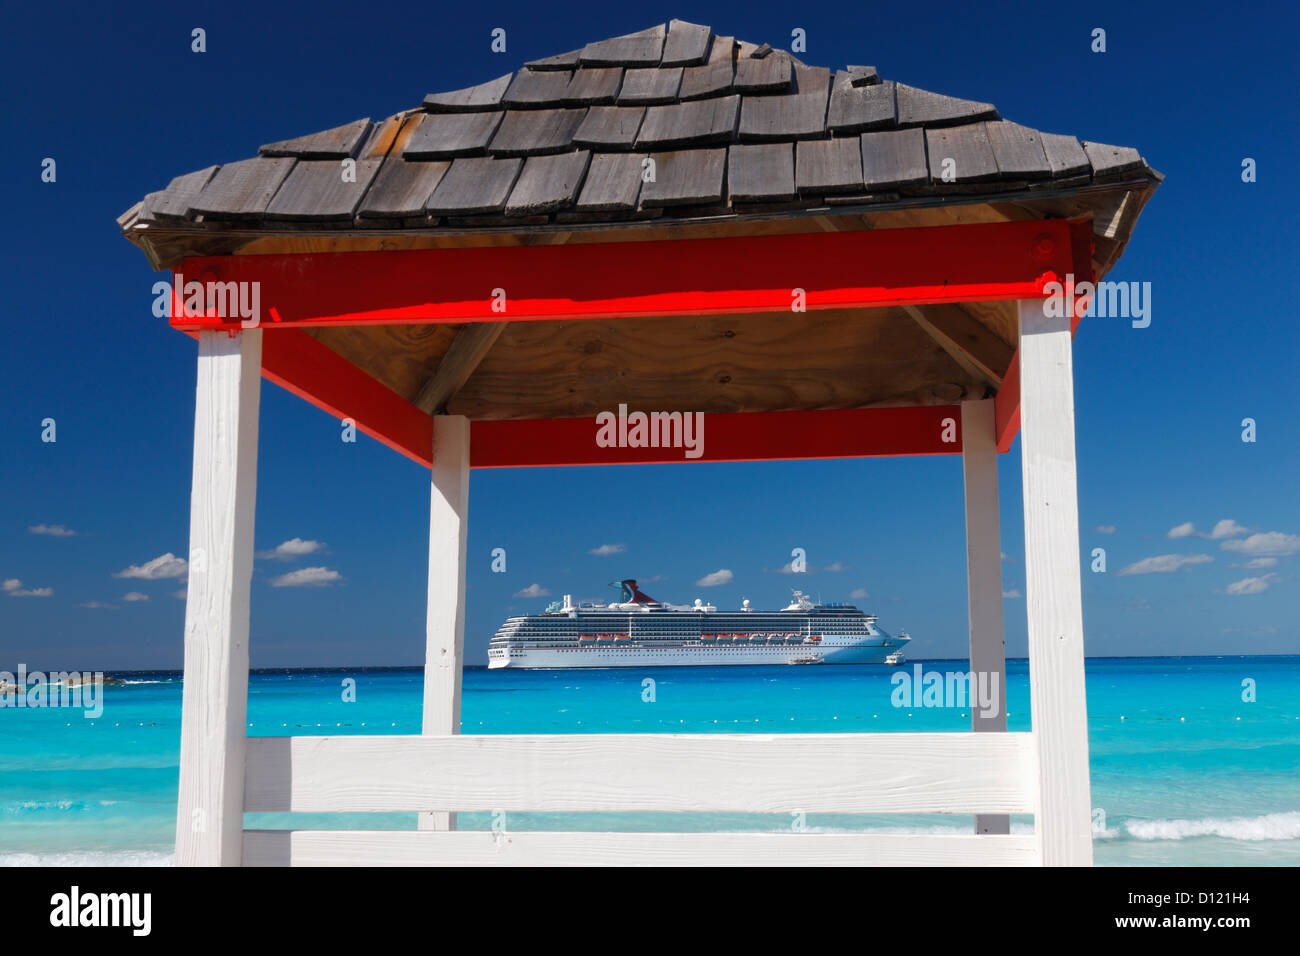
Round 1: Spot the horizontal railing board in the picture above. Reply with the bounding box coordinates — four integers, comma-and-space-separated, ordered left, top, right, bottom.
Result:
245, 732, 1035, 815
244, 830, 1039, 866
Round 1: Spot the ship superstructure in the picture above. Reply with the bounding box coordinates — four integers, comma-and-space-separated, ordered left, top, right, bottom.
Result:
487, 579, 909, 668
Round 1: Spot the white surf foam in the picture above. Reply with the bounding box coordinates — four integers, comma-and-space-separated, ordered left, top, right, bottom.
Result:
1125, 810, 1300, 842
0, 849, 173, 867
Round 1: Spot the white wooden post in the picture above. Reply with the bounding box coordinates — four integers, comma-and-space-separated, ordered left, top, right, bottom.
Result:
175, 329, 262, 866
419, 414, 470, 831
1017, 300, 1093, 865
960, 399, 1009, 836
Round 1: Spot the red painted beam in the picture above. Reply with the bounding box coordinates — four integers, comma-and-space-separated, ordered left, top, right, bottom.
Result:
469, 406, 962, 468
995, 353, 1021, 454
168, 218, 1094, 331
260, 330, 433, 467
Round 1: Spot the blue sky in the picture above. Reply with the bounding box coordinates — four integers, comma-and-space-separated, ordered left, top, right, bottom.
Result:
2, 0, 1297, 668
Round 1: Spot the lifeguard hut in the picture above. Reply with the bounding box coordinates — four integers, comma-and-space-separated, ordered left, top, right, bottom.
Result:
119, 21, 1158, 866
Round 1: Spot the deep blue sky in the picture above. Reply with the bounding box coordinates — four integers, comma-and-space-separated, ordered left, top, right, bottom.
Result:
2, 1, 1297, 668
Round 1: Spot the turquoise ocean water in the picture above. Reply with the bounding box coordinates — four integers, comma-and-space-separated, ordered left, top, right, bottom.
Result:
2, 656, 1297, 866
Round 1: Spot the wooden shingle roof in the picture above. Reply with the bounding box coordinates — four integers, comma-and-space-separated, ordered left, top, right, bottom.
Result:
121, 20, 1159, 274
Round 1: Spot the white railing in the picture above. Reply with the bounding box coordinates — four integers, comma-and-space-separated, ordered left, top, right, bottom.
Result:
242, 732, 1039, 866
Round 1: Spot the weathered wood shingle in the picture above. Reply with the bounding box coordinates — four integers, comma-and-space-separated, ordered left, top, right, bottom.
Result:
575, 153, 645, 211
502, 69, 574, 108
739, 90, 829, 141
827, 73, 895, 132
426, 157, 523, 215
357, 158, 450, 219
1040, 133, 1090, 178
525, 49, 581, 71
573, 106, 646, 150
259, 119, 372, 158
792, 63, 832, 97
580, 24, 666, 66
146, 166, 219, 219
860, 128, 929, 189
190, 158, 296, 219
637, 96, 740, 148
1082, 141, 1145, 179
728, 143, 795, 201
926, 125, 999, 183
679, 34, 735, 100
846, 65, 878, 86
618, 67, 683, 105
640, 149, 726, 206
896, 83, 998, 127
488, 109, 588, 156
661, 19, 712, 66
983, 121, 1052, 179
506, 151, 592, 215
564, 69, 624, 105
796, 138, 864, 194
403, 111, 504, 159
264, 159, 382, 220
734, 54, 792, 93
423, 74, 514, 112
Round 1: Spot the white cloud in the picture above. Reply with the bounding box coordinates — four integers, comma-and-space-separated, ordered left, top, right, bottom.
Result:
114, 553, 188, 580
849, 588, 869, 599
823, 562, 847, 572
78, 601, 116, 609
588, 543, 626, 556
29, 524, 75, 537
1234, 557, 1278, 569
269, 567, 343, 588
172, 589, 188, 600
1117, 553, 1213, 576
695, 569, 733, 587
775, 562, 806, 574
258, 538, 326, 560
1220, 532, 1300, 558
513, 583, 550, 598
1226, 573, 1278, 596
3, 579, 53, 598
122, 592, 150, 602
1208, 519, 1248, 539
1002, 588, 1022, 599
1166, 522, 1196, 539
1094, 525, 1117, 535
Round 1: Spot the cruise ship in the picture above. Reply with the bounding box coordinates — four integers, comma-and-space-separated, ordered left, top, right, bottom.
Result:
487, 579, 910, 669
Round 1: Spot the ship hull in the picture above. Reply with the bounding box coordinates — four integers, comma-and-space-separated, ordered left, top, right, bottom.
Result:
488, 640, 903, 669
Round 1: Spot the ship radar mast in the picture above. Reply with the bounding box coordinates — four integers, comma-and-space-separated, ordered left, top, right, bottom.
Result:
782, 590, 818, 611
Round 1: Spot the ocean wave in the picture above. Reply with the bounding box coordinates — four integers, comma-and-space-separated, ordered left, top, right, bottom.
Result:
5, 800, 80, 813
3, 799, 123, 813
0, 850, 172, 867
1125, 811, 1300, 842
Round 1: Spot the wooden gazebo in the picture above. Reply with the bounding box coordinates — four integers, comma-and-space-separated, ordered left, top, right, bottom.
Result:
120, 20, 1158, 866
